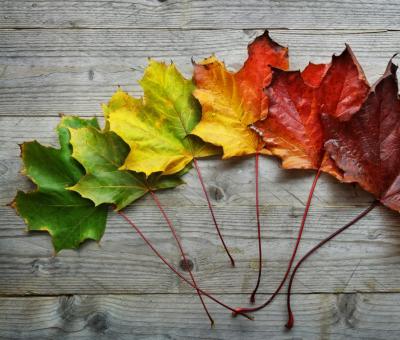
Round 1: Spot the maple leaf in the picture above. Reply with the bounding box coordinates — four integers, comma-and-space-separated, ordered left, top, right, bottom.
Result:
322, 59, 400, 211
105, 60, 237, 266
67, 121, 218, 322
252, 45, 369, 177
282, 58, 398, 329
233, 46, 370, 313
191, 31, 289, 298
68, 125, 188, 210
12, 116, 108, 252
191, 30, 289, 158
104, 60, 220, 176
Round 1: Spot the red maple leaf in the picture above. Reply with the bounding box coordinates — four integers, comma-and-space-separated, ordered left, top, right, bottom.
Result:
323, 58, 400, 212
285, 58, 399, 329
253, 45, 369, 177
235, 46, 370, 317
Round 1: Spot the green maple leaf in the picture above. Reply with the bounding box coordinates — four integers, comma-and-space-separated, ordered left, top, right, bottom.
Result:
104, 60, 221, 177
12, 116, 108, 252
67, 125, 188, 210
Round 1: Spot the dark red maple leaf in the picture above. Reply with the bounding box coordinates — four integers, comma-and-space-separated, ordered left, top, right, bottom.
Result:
323, 58, 400, 211
284, 59, 399, 330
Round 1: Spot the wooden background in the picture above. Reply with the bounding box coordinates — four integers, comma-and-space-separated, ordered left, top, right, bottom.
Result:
1, 1, 400, 339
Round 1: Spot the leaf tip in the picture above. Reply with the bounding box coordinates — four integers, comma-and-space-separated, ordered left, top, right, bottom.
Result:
261, 29, 270, 37
386, 54, 398, 74
7, 197, 16, 209
118, 163, 128, 172
248, 29, 289, 61
65, 184, 76, 192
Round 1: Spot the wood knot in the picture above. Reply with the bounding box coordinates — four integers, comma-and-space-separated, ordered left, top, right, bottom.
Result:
87, 312, 109, 333
88, 69, 94, 80
57, 295, 77, 321
337, 293, 358, 328
210, 185, 225, 201
367, 229, 382, 240
179, 258, 194, 272
31, 257, 63, 275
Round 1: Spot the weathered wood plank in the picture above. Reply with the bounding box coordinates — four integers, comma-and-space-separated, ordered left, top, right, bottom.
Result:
0, 116, 374, 207
1, 0, 399, 337
0, 29, 399, 116
1, 0, 400, 30
1, 203, 399, 295
1, 293, 400, 339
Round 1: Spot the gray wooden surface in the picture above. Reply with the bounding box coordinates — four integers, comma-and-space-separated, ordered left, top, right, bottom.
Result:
1, 1, 400, 339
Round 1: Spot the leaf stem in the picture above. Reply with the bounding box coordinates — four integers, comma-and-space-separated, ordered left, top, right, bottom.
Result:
233, 167, 322, 316
149, 190, 214, 326
117, 210, 253, 321
250, 151, 262, 303
193, 158, 235, 267
285, 200, 379, 329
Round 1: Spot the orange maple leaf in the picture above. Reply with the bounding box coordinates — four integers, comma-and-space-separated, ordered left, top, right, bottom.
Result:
192, 31, 289, 158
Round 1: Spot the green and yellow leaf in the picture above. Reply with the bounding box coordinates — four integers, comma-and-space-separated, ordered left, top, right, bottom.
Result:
68, 125, 188, 210
104, 60, 220, 176
12, 117, 108, 252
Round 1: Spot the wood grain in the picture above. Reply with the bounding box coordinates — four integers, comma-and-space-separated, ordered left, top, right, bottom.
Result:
1, 29, 399, 116
2, 0, 400, 337
1, 203, 399, 295
0, 116, 374, 207
1, 293, 400, 339
2, 0, 400, 30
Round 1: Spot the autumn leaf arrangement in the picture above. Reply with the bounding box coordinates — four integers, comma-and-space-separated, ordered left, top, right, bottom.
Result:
11, 31, 400, 328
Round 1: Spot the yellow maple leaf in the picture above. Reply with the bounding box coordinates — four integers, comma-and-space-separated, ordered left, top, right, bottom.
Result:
103, 60, 220, 176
